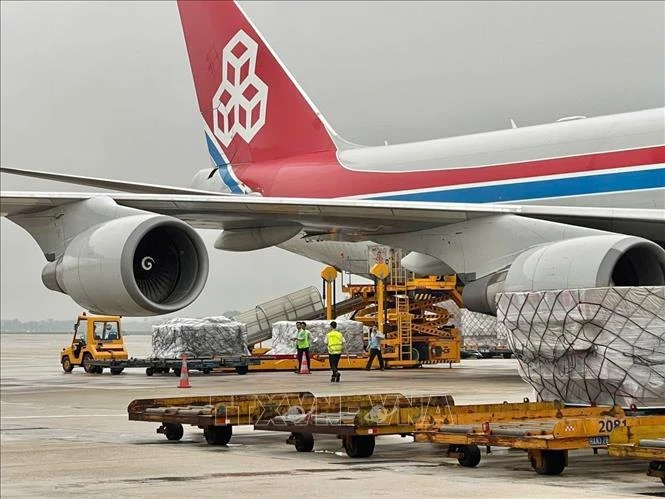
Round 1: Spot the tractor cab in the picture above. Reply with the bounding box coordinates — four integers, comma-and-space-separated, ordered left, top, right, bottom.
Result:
60, 313, 129, 374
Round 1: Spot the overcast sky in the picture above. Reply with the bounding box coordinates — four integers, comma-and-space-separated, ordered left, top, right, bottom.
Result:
1, 1, 663, 321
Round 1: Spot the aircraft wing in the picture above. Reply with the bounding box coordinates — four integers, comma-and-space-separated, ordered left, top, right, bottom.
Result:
2, 191, 662, 240
0, 166, 225, 196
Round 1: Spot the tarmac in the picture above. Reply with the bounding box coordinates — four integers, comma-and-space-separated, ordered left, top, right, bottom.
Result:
1, 333, 662, 498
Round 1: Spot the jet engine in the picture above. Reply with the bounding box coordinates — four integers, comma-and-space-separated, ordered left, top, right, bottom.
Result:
463, 235, 665, 315
41, 214, 208, 316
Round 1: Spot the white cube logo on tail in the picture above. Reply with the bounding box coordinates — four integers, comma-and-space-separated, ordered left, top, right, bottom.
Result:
212, 30, 268, 147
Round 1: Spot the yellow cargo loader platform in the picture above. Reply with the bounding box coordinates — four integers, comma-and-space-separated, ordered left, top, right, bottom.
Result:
228, 264, 463, 372
128, 391, 454, 457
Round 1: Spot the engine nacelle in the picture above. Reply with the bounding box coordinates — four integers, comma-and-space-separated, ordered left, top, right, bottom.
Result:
41, 215, 208, 316
463, 235, 665, 315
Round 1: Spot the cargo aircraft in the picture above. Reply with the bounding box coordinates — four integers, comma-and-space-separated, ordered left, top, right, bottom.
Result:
1, 0, 664, 317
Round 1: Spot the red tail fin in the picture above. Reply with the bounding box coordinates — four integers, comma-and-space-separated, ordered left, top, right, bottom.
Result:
177, 0, 337, 166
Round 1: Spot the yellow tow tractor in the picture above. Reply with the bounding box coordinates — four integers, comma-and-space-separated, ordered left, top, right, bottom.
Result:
60, 313, 128, 375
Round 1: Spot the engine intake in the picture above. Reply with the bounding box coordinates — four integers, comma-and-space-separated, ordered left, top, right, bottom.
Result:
42, 215, 208, 316
463, 235, 665, 315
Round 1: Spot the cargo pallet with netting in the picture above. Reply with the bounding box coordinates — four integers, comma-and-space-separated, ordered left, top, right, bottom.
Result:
413, 399, 665, 475
128, 391, 454, 456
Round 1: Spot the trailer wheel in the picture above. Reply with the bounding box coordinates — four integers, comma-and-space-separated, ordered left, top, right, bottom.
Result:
456, 445, 481, 467
93, 366, 103, 374
145, 367, 154, 376
204, 425, 232, 445
293, 433, 314, 452
344, 435, 375, 458
235, 366, 249, 375
503, 352, 513, 359
82, 353, 95, 373
61, 356, 74, 373
531, 449, 566, 475
164, 423, 184, 441
172, 367, 181, 376
110, 368, 124, 375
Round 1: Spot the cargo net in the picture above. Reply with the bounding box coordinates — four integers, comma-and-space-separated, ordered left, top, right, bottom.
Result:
497, 286, 665, 408
267, 320, 366, 355
152, 316, 250, 358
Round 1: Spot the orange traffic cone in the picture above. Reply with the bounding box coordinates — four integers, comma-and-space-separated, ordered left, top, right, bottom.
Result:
299, 353, 310, 375
178, 354, 191, 388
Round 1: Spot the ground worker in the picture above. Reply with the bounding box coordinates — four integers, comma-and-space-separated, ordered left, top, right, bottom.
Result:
365, 326, 385, 370
295, 321, 311, 373
324, 321, 345, 382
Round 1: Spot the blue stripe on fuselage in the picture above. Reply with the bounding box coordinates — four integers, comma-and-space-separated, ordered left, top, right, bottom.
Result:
205, 133, 243, 194
370, 167, 665, 203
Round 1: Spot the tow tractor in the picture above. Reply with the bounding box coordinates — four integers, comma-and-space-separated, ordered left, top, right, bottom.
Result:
61, 313, 128, 374
60, 313, 259, 376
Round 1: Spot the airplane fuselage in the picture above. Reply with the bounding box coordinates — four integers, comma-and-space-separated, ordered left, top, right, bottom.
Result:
195, 108, 664, 212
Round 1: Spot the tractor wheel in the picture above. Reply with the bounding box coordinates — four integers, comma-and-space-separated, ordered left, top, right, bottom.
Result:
145, 367, 154, 376
164, 423, 184, 441
82, 353, 95, 373
110, 368, 124, 375
204, 425, 233, 445
61, 356, 74, 373
293, 433, 314, 452
235, 366, 249, 375
457, 444, 481, 467
344, 435, 375, 458
93, 366, 103, 374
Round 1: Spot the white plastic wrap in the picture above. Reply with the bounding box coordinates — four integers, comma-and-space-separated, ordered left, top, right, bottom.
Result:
267, 320, 365, 355
151, 316, 250, 358
497, 287, 665, 408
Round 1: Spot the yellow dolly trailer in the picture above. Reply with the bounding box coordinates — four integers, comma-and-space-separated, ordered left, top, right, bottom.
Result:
128, 391, 318, 444
608, 419, 665, 487
413, 399, 664, 475
254, 393, 454, 457
128, 391, 454, 455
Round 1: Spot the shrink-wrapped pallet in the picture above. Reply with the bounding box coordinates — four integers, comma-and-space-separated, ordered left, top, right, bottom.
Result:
439, 300, 505, 349
151, 316, 250, 358
497, 287, 665, 408
267, 320, 365, 355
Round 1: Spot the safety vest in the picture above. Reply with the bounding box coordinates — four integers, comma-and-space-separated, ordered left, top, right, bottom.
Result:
326, 330, 344, 354
297, 329, 311, 349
